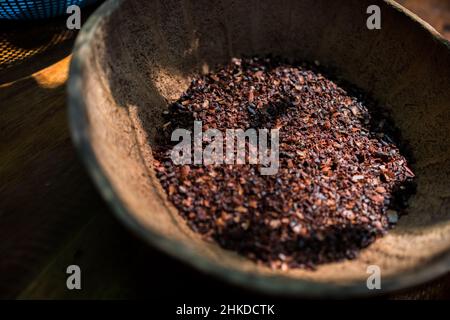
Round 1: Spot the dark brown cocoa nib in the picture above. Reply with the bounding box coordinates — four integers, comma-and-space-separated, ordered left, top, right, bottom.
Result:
153, 57, 415, 270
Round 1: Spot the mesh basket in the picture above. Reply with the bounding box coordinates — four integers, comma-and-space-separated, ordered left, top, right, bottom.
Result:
0, 0, 98, 20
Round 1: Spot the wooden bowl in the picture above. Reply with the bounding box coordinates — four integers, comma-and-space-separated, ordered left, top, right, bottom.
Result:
68, 0, 450, 297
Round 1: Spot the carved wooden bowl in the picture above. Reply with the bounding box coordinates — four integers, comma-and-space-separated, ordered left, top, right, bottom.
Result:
68, 0, 450, 297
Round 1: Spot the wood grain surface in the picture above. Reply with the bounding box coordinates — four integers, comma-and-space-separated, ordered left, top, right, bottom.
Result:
0, 1, 449, 300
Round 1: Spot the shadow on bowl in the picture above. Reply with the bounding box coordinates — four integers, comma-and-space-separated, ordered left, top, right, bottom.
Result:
68, 0, 450, 297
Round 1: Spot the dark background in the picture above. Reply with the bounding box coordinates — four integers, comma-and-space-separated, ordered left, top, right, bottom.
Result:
0, 0, 449, 299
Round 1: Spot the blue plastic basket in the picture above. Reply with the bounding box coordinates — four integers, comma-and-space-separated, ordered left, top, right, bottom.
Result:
0, 0, 98, 20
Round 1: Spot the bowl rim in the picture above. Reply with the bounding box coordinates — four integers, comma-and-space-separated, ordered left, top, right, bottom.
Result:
68, 0, 450, 297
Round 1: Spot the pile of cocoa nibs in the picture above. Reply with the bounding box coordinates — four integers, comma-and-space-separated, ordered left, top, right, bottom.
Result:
153, 57, 415, 269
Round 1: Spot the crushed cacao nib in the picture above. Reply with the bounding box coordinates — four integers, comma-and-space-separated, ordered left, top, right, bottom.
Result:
153, 57, 415, 270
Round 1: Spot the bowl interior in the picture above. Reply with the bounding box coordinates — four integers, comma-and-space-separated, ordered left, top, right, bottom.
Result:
69, 0, 450, 296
